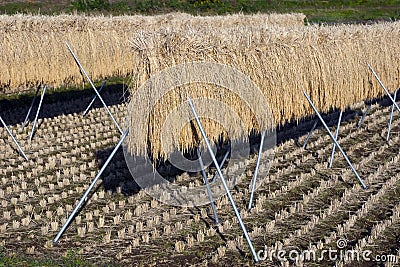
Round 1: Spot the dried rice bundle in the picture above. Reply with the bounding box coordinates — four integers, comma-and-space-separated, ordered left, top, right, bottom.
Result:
0, 13, 305, 33
0, 12, 304, 93
128, 21, 400, 158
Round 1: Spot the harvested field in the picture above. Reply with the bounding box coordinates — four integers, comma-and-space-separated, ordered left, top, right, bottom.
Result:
1, 12, 400, 267
0, 84, 399, 266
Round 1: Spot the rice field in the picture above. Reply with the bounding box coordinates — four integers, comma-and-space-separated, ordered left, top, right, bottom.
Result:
1, 12, 400, 267
0, 82, 399, 266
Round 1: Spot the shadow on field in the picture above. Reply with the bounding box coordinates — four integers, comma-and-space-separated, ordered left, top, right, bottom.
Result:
0, 78, 398, 146
94, 145, 142, 196
91, 91, 400, 197
3, 80, 394, 198
94, 137, 233, 196
277, 94, 399, 146
0, 83, 130, 126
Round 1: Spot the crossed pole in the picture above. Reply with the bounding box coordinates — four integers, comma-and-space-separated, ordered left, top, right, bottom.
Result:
328, 111, 343, 168
54, 43, 126, 242
210, 148, 230, 183
66, 42, 123, 134
82, 80, 108, 116
248, 131, 265, 209
53, 128, 129, 243
21, 85, 41, 132
0, 115, 28, 161
367, 63, 399, 141
187, 96, 259, 262
30, 85, 47, 141
197, 149, 220, 224
303, 91, 367, 189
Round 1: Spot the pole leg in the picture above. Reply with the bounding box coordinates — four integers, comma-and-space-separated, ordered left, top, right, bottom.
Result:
0, 115, 28, 161
21, 85, 41, 132
303, 91, 367, 189
387, 89, 398, 141
82, 80, 107, 116
357, 104, 371, 128
210, 148, 230, 183
303, 120, 318, 149
30, 85, 47, 141
187, 96, 259, 262
248, 131, 265, 210
328, 111, 343, 169
197, 149, 219, 224
53, 128, 129, 243
66, 42, 123, 134
368, 63, 400, 112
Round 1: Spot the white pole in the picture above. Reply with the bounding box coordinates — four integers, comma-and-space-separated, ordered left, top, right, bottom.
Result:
22, 85, 41, 131
387, 89, 399, 141
368, 63, 400, 112
0, 115, 28, 161
328, 111, 343, 169
187, 96, 259, 262
197, 149, 219, 224
357, 104, 371, 128
303, 120, 318, 149
66, 42, 123, 134
210, 148, 230, 183
53, 128, 129, 243
303, 91, 367, 189
82, 80, 107, 116
30, 85, 47, 141
248, 131, 265, 210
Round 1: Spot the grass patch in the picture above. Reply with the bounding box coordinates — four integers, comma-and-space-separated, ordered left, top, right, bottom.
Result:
0, 248, 89, 267
0, 0, 399, 23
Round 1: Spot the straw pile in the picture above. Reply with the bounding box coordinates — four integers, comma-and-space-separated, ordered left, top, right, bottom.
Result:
0, 12, 305, 94
127, 21, 400, 158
